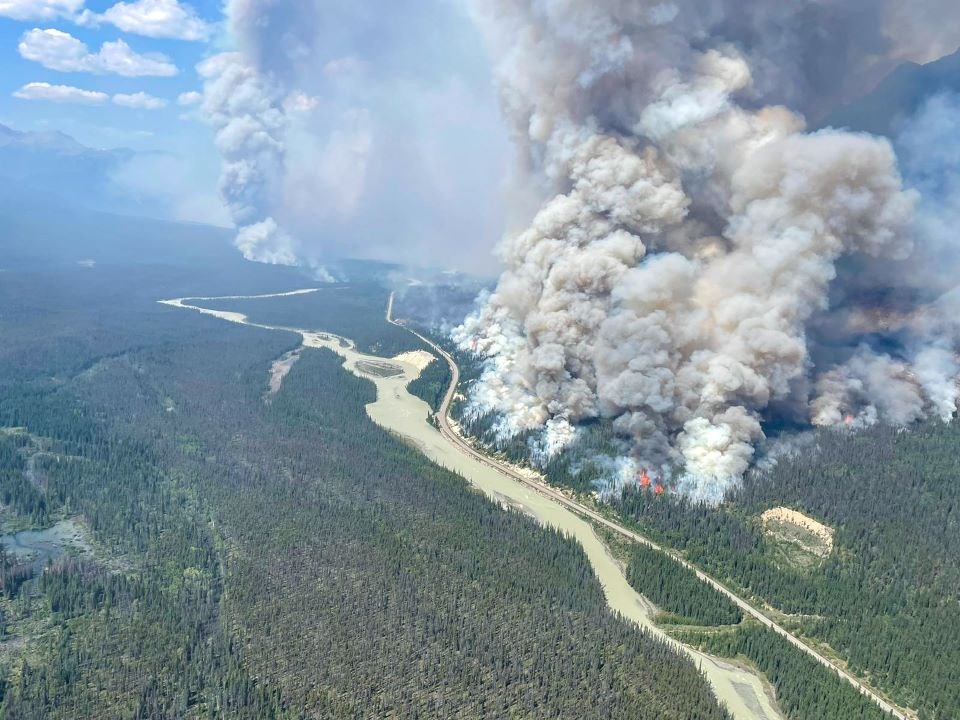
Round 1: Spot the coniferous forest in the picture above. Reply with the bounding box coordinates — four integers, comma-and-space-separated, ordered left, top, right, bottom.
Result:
610, 426, 960, 720
4, 222, 956, 719
455, 360, 960, 720
0, 260, 729, 719
619, 537, 890, 720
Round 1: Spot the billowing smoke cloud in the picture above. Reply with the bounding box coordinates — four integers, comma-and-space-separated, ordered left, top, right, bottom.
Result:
198, 52, 296, 264
456, 1, 960, 501
809, 348, 925, 428
200, 0, 509, 271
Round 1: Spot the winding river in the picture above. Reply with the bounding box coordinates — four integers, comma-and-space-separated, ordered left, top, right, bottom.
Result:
160, 292, 784, 720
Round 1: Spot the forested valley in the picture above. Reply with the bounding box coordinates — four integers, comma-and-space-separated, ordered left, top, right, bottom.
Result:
449, 340, 960, 720
614, 536, 891, 720
0, 261, 730, 718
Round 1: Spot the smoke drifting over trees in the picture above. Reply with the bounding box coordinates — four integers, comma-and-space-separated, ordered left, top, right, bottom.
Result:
197, 0, 960, 500
454, 0, 960, 500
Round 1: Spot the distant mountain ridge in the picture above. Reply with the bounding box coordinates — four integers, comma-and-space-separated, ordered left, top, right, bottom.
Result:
0, 123, 138, 214
0, 122, 131, 164
818, 47, 960, 137
1, 123, 94, 153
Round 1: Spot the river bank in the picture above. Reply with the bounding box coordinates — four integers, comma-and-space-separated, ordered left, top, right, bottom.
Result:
162, 293, 785, 719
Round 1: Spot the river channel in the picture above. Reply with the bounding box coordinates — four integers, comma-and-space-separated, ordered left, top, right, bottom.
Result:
161, 293, 783, 720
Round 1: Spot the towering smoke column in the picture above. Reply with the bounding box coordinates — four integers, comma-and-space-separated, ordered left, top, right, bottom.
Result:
457, 0, 960, 501
198, 0, 511, 270
199, 53, 296, 264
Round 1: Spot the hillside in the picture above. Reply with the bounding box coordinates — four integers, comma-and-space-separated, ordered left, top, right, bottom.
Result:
0, 124, 135, 215
819, 47, 960, 136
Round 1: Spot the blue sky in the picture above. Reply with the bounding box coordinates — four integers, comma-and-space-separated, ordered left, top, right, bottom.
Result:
0, 0, 229, 224
0, 0, 221, 150
0, 0, 510, 268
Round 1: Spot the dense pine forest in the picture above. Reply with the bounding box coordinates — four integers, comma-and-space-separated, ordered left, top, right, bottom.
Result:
0, 260, 730, 718
680, 624, 891, 720
608, 425, 960, 720
406, 354, 451, 413
5, 233, 953, 718
451, 346, 960, 720
623, 542, 742, 627
190, 284, 424, 356
616, 534, 889, 720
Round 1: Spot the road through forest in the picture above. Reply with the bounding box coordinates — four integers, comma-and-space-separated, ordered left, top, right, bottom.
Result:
386, 293, 911, 720
161, 289, 908, 719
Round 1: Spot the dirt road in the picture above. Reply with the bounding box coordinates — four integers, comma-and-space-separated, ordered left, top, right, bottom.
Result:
164, 290, 786, 719
387, 294, 910, 720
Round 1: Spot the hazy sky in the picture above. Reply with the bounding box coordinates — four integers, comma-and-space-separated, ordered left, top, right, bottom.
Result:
7, 1, 955, 274
0, 0, 510, 270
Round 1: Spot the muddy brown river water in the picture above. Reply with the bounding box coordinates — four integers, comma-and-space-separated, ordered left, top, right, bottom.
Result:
161, 293, 784, 720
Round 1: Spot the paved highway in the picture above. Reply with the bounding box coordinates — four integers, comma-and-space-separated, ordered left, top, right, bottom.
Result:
387, 293, 911, 720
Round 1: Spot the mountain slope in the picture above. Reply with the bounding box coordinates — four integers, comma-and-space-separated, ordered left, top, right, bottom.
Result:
818, 47, 960, 136
0, 123, 134, 211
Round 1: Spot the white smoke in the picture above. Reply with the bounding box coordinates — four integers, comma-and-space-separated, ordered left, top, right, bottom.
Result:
810, 347, 926, 427
198, 52, 296, 264
910, 347, 959, 421
199, 0, 510, 271
528, 417, 580, 465
457, 1, 960, 501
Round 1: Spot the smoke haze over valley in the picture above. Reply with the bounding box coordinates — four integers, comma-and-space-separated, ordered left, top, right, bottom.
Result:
5, 3, 960, 717
4, 0, 960, 500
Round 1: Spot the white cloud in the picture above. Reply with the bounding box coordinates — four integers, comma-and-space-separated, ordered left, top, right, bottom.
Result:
0, 0, 81, 21
13, 82, 168, 109
113, 91, 166, 109
13, 81, 108, 104
177, 90, 202, 106
79, 0, 210, 41
18, 28, 177, 77
96, 38, 176, 76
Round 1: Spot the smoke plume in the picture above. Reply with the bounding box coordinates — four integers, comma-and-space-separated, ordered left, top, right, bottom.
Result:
456, 1, 960, 501
200, 0, 509, 271
198, 52, 296, 265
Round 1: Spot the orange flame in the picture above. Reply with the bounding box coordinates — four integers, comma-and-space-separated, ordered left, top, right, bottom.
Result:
638, 468, 651, 488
